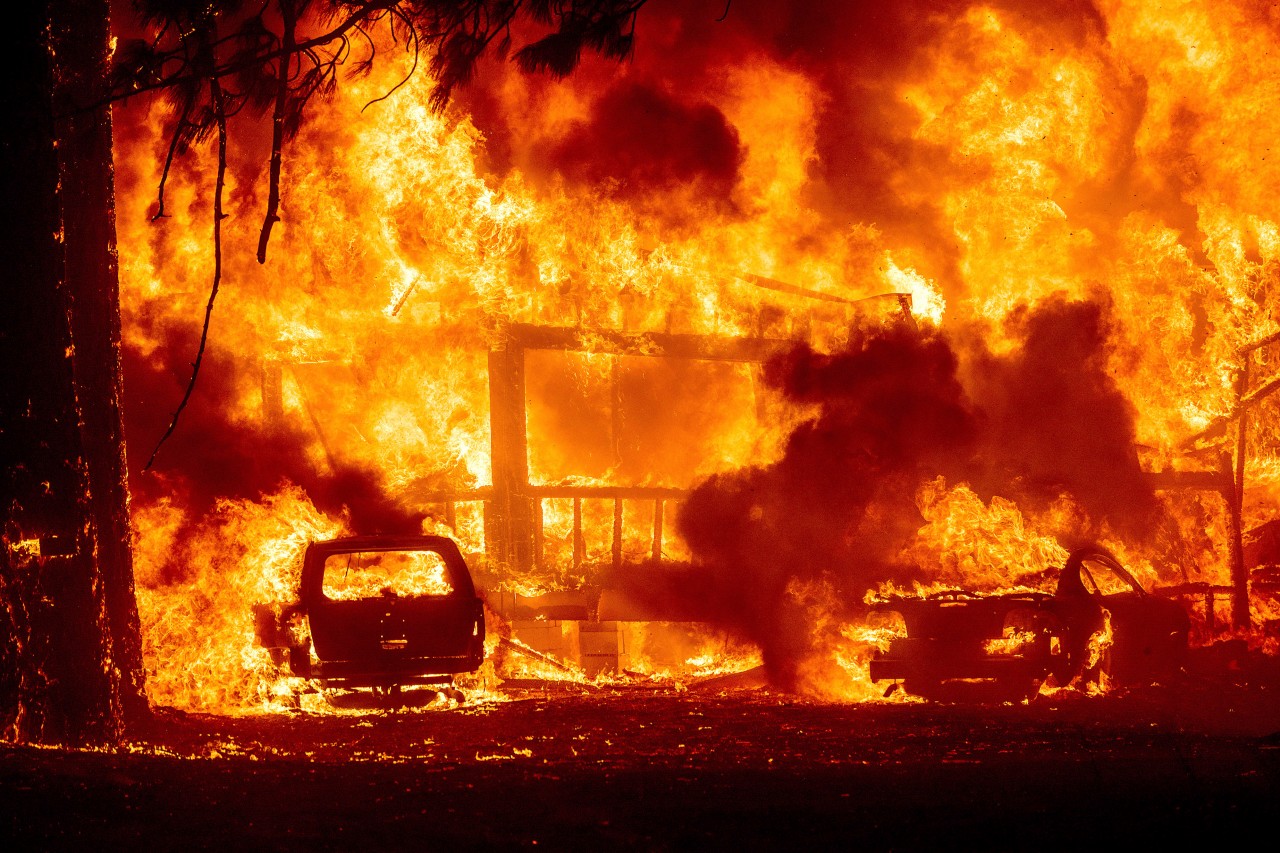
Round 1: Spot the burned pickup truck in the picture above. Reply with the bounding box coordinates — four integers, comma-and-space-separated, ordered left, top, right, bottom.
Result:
868, 547, 1190, 701
255, 535, 486, 694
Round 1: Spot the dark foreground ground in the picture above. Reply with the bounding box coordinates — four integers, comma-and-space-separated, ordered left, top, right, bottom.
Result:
4, 677, 1280, 851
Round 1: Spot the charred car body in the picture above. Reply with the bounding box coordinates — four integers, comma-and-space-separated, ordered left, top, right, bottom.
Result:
255, 535, 486, 691
868, 547, 1190, 701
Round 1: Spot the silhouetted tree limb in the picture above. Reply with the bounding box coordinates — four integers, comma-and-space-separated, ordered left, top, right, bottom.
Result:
257, 0, 301, 264
143, 44, 233, 473
361, 5, 420, 111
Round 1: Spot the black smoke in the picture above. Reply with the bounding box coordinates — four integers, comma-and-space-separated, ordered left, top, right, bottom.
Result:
618, 295, 1159, 688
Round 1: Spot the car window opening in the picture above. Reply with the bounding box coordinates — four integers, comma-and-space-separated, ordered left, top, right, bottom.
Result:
322, 550, 455, 601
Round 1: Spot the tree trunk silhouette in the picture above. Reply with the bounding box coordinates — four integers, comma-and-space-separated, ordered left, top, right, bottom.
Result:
1, 0, 146, 745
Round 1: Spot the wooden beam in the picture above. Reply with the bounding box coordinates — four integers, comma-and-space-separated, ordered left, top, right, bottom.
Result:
736, 272, 863, 305
532, 498, 544, 572
1232, 363, 1252, 631
612, 499, 624, 570
652, 499, 664, 562
1182, 371, 1280, 448
1143, 469, 1232, 494
527, 485, 690, 500
507, 323, 790, 364
572, 497, 583, 570
610, 355, 621, 468
1240, 329, 1280, 354
487, 347, 534, 573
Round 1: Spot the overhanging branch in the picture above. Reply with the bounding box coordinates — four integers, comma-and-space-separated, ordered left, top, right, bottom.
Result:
143, 76, 230, 474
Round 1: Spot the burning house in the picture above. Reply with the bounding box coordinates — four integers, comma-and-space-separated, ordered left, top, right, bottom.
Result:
72, 0, 1280, 713
12, 2, 1280, 848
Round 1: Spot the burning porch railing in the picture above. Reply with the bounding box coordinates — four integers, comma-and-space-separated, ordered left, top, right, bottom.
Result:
408, 486, 688, 573
526, 485, 689, 572
484, 321, 793, 577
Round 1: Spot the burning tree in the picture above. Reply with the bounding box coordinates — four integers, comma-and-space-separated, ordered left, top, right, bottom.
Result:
2, 0, 146, 745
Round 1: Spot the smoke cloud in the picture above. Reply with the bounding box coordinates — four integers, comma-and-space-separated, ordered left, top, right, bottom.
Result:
614, 296, 1160, 688
962, 294, 1163, 541
545, 80, 743, 205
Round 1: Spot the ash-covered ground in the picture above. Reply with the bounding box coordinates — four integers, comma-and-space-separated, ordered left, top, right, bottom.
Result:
4, 675, 1280, 851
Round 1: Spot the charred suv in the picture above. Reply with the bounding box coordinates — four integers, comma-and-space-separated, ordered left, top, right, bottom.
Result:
255, 535, 486, 691
868, 547, 1190, 701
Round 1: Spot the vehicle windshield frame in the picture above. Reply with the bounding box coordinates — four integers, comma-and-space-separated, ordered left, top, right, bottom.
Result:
301, 535, 477, 606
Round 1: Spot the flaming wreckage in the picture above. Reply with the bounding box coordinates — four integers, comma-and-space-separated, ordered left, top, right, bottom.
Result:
255, 536, 486, 695
869, 548, 1191, 701
252, 535, 1191, 704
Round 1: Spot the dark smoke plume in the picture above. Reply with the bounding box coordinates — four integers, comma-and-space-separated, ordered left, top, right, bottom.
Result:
545, 80, 743, 204
658, 320, 978, 688
962, 293, 1163, 541
619, 296, 1159, 688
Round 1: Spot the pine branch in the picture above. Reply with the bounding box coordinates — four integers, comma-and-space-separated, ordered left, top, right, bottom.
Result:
104, 2, 398, 110
257, 0, 299, 264
143, 75, 231, 474
151, 93, 194, 221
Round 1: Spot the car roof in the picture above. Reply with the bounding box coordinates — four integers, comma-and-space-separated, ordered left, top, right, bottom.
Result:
305, 534, 462, 554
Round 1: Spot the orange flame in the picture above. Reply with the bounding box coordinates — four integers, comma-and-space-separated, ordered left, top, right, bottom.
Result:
113, 2, 1280, 709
